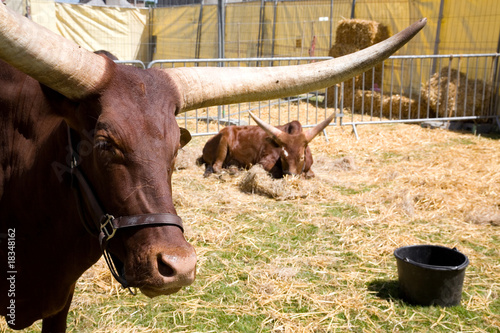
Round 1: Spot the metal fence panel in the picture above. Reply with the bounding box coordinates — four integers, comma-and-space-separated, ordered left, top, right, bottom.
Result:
150, 54, 499, 137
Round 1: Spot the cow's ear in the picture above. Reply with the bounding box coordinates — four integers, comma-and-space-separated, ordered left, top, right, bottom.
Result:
179, 128, 192, 148
266, 137, 280, 148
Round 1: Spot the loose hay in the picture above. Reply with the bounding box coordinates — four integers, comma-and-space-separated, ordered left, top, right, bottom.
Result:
238, 164, 311, 200
174, 146, 201, 170
465, 206, 500, 226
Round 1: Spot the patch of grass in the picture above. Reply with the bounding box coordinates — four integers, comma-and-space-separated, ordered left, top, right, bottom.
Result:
321, 202, 363, 219
448, 137, 477, 146
331, 183, 377, 195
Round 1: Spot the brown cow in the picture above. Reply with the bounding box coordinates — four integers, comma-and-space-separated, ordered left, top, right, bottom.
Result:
198, 111, 335, 178
0, 4, 425, 331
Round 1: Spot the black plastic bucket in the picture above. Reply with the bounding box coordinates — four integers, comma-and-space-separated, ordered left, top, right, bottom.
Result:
394, 245, 469, 307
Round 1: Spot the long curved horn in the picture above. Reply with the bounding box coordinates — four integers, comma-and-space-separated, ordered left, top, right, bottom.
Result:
167, 18, 426, 113
304, 112, 336, 143
248, 111, 285, 144
0, 5, 111, 100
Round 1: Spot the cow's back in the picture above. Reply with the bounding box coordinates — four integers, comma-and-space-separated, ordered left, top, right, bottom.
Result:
200, 121, 305, 173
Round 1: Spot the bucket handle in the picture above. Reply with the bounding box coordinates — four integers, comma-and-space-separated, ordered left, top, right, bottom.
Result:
402, 257, 463, 270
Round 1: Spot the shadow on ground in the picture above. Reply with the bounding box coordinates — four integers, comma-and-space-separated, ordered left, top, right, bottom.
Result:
367, 279, 401, 301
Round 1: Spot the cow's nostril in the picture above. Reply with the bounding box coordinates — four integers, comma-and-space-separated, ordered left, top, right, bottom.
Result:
157, 255, 175, 277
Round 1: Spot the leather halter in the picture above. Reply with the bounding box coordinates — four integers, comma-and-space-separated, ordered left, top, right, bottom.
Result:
67, 126, 184, 289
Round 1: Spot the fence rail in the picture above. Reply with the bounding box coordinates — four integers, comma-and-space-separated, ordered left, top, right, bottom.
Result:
143, 53, 500, 137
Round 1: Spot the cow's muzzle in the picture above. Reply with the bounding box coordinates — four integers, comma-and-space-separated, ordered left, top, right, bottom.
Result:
98, 213, 186, 290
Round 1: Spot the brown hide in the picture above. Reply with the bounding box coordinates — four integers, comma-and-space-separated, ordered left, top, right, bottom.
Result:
0, 59, 196, 331
199, 121, 315, 179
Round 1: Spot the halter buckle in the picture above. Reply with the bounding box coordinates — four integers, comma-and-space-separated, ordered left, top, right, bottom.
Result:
100, 214, 116, 241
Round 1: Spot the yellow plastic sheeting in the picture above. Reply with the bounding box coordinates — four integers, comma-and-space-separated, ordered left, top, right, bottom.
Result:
225, 2, 262, 59
271, 1, 351, 58
5, 0, 26, 16
439, 0, 500, 55
30, 0, 148, 61
355, 0, 414, 55
55, 3, 149, 61
152, 5, 218, 62
408, 0, 440, 56
31, 0, 58, 34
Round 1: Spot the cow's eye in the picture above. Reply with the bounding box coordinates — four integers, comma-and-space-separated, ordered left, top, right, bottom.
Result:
300, 155, 305, 161
95, 140, 112, 151
95, 139, 120, 157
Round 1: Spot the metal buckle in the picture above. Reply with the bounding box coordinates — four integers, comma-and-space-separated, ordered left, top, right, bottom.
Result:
100, 214, 116, 240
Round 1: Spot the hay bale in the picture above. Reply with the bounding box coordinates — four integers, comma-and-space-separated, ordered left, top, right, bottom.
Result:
238, 165, 309, 200
333, 19, 390, 49
327, 19, 391, 107
421, 67, 494, 120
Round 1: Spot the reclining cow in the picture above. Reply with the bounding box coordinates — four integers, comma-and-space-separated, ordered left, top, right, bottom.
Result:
198, 111, 335, 178
0, 3, 425, 331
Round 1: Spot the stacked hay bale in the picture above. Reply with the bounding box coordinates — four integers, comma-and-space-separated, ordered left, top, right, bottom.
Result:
326, 19, 422, 119
326, 19, 390, 107
421, 67, 494, 120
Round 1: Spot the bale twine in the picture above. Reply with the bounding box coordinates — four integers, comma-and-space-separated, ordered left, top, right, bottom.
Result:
421, 67, 494, 120
327, 19, 391, 107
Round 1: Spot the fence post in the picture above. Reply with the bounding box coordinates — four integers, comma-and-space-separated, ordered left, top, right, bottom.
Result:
330, 0, 334, 48
492, 33, 500, 116
217, 0, 225, 62
271, 0, 278, 62
217, 0, 226, 119
432, 0, 445, 73
195, 2, 204, 60
257, 0, 266, 59
148, 8, 155, 64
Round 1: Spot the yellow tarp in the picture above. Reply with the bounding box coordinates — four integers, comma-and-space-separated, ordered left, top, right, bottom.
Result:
30, 0, 149, 61
224, 2, 262, 59
26, 0, 500, 71
28, 0, 500, 61
152, 5, 218, 62
439, 0, 500, 55
270, 1, 350, 58
31, 0, 58, 33
5, 0, 26, 15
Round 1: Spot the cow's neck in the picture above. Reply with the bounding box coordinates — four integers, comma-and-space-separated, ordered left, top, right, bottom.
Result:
0, 73, 102, 327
